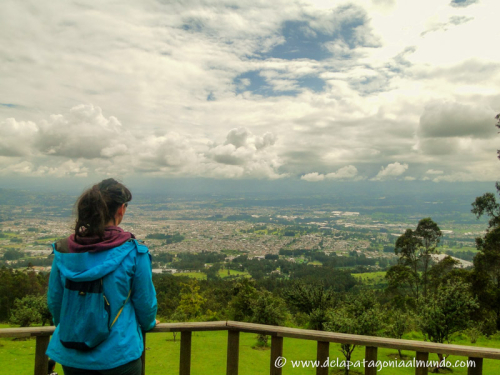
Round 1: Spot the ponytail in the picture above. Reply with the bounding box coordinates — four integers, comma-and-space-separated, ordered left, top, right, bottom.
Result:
74, 178, 132, 241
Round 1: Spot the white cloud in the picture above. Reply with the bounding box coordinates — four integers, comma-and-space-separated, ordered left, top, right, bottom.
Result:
0, 118, 38, 156
0, 0, 499, 182
206, 127, 284, 179
0, 159, 89, 178
301, 172, 325, 182
0, 106, 286, 180
2, 161, 34, 174
35, 104, 129, 159
300, 165, 359, 181
325, 165, 359, 180
373, 162, 408, 180
39, 160, 89, 178
426, 169, 444, 175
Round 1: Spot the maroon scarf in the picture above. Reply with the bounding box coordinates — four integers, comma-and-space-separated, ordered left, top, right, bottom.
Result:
67, 226, 135, 253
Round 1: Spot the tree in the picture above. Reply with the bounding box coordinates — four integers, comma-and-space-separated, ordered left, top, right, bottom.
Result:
419, 281, 478, 368
471, 226, 500, 328
176, 280, 206, 320
386, 263, 420, 308
229, 279, 259, 321
472, 182, 500, 229
153, 274, 182, 318
9, 295, 45, 327
386, 229, 422, 307
415, 218, 442, 298
386, 218, 442, 305
324, 292, 382, 375
2, 248, 23, 261
39, 296, 52, 326
250, 290, 288, 346
202, 262, 221, 281
469, 113, 500, 329
282, 282, 335, 329
0, 267, 47, 321
385, 309, 413, 358
426, 256, 460, 294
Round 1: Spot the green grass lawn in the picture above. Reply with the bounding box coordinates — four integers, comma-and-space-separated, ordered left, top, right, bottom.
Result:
3, 329, 500, 374
439, 246, 477, 253
352, 271, 387, 286
173, 272, 206, 280
172, 270, 250, 281
307, 261, 323, 266
218, 269, 251, 278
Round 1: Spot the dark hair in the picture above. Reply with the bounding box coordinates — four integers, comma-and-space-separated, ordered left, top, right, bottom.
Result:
48, 359, 56, 373
74, 178, 132, 241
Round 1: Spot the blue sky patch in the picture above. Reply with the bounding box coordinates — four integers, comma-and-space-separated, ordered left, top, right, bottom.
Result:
181, 21, 204, 33
206, 92, 216, 101
450, 0, 478, 7
261, 7, 368, 61
297, 76, 325, 92
234, 71, 270, 95
0, 103, 19, 108
234, 71, 325, 96
265, 21, 334, 61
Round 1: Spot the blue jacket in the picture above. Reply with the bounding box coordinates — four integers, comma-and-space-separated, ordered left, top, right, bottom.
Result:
46, 239, 157, 370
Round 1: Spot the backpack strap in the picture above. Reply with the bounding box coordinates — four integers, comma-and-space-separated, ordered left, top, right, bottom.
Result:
109, 240, 147, 328
110, 289, 132, 328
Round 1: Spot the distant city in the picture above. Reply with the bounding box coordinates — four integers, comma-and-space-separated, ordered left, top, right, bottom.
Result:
0, 182, 488, 274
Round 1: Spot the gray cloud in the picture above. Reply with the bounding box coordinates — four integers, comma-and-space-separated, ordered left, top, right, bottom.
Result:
415, 59, 500, 85
419, 102, 496, 139
0, 0, 499, 183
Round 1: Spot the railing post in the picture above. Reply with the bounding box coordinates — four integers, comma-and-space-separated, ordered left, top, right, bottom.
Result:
468, 357, 483, 375
270, 335, 283, 375
365, 346, 377, 375
415, 352, 429, 375
141, 332, 146, 375
316, 341, 329, 375
179, 331, 192, 375
34, 335, 50, 375
226, 330, 239, 375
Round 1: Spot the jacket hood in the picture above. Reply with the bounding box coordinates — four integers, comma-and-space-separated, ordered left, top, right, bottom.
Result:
56, 226, 134, 254
52, 239, 138, 281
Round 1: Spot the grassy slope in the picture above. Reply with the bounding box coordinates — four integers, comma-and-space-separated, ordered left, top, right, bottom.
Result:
2, 329, 500, 374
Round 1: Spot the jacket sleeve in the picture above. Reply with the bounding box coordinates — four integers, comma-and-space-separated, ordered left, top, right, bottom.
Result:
47, 256, 63, 326
131, 245, 157, 331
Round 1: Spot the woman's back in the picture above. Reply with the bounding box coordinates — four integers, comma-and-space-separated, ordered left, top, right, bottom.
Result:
47, 239, 157, 369
46, 179, 157, 374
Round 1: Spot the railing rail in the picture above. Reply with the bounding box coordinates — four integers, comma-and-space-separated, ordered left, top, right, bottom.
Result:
0, 321, 496, 375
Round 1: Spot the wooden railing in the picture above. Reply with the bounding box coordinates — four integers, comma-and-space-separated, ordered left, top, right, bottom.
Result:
1, 321, 499, 375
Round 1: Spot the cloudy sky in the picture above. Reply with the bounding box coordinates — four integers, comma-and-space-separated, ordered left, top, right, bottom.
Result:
1, 0, 499, 184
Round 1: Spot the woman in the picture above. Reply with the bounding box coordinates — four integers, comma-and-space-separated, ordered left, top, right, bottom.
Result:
46, 178, 157, 375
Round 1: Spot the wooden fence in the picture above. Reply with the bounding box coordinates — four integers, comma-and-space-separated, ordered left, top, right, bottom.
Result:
1, 321, 499, 375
